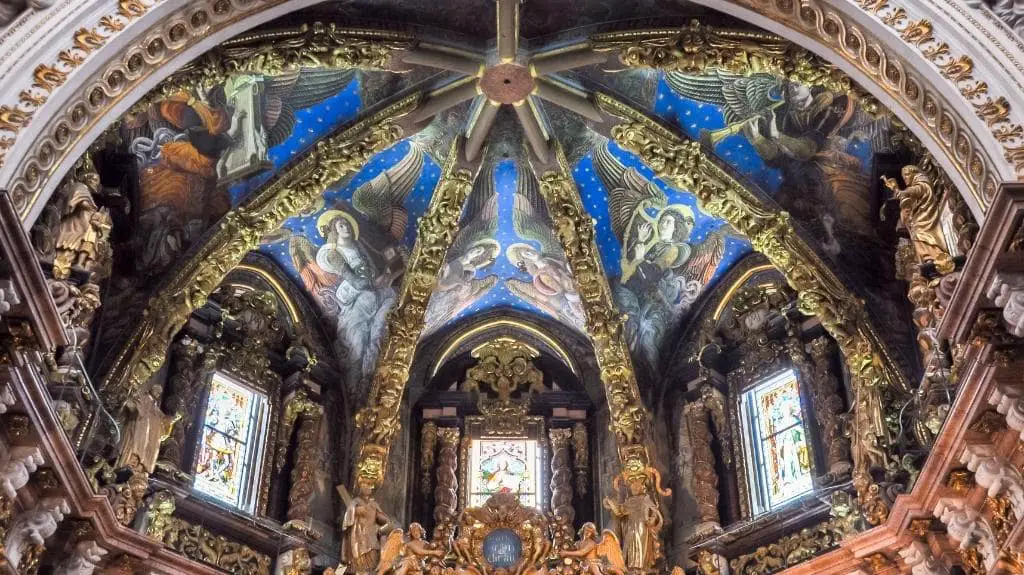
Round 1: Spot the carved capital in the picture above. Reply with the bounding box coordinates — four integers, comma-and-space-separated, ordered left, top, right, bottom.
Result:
989, 381, 1024, 440
898, 540, 949, 575
53, 540, 108, 575
960, 443, 1024, 518
986, 272, 1024, 337
934, 498, 999, 572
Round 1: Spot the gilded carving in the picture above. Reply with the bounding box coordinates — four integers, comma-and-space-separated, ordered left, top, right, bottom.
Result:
377, 523, 446, 575
340, 484, 393, 572
729, 520, 840, 575
353, 140, 476, 490
558, 522, 626, 575
598, 92, 903, 519
572, 422, 589, 496
882, 165, 954, 272
285, 408, 324, 538
462, 337, 545, 434
276, 389, 323, 473
452, 493, 551, 575
603, 466, 671, 571
549, 428, 575, 550
684, 398, 720, 533
115, 383, 177, 475
155, 337, 206, 472
803, 336, 851, 477
420, 421, 438, 499
99, 94, 418, 410
432, 427, 460, 546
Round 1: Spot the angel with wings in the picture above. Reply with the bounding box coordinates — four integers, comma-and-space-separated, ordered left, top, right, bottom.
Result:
423, 166, 501, 332
558, 523, 626, 575
594, 142, 728, 369
377, 524, 446, 575
288, 144, 422, 382
665, 71, 892, 253
506, 164, 586, 330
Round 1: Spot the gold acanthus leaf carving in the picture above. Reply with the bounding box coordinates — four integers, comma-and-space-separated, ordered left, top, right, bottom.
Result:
128, 25, 413, 115
596, 92, 905, 516
99, 94, 420, 410
353, 140, 476, 490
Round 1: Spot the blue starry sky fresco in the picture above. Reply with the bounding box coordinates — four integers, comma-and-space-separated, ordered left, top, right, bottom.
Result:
652, 73, 876, 196
573, 140, 752, 286
228, 78, 363, 205
430, 159, 580, 333
258, 139, 442, 283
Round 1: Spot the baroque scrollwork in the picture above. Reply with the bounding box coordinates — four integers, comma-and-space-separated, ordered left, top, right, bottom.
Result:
353, 141, 477, 491
463, 337, 545, 435
99, 94, 419, 411
597, 92, 904, 520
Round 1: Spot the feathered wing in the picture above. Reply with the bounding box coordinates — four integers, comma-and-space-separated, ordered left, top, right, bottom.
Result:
507, 278, 559, 318
289, 235, 338, 294
428, 274, 499, 329
512, 162, 562, 256
593, 142, 666, 243
262, 68, 357, 148
450, 164, 499, 257
679, 228, 729, 285
353, 143, 425, 241
596, 531, 627, 573
377, 530, 405, 575
663, 71, 783, 124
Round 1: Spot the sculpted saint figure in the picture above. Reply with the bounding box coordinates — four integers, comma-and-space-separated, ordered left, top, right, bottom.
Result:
343, 483, 393, 572
53, 174, 112, 279
558, 523, 626, 575
882, 165, 952, 270
115, 383, 177, 474
602, 471, 670, 571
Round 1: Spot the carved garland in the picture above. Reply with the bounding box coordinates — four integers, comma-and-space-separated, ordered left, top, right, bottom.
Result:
99, 94, 420, 410
352, 141, 476, 491
595, 92, 905, 519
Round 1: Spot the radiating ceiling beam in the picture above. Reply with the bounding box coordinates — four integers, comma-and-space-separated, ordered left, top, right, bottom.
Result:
466, 100, 500, 161
532, 78, 603, 122
496, 0, 519, 62
400, 47, 484, 76
530, 46, 609, 76
514, 99, 550, 162
413, 79, 480, 122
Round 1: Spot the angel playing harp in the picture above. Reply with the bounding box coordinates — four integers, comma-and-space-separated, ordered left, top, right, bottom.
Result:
665, 70, 893, 251
378, 523, 446, 575
423, 165, 501, 331
558, 523, 626, 575
506, 163, 585, 330
288, 144, 423, 379
593, 142, 730, 368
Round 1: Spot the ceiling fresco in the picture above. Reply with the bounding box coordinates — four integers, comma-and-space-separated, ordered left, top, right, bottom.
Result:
259, 139, 442, 390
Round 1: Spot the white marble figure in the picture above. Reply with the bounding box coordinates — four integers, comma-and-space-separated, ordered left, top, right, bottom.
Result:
899, 540, 949, 575
986, 272, 1024, 337
0, 446, 44, 499
54, 540, 108, 575
934, 498, 999, 572
4, 497, 70, 568
0, 0, 54, 27
960, 443, 1024, 517
989, 381, 1024, 440
0, 279, 19, 320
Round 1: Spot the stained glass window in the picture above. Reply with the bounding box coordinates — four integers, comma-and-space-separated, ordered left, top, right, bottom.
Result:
740, 370, 813, 513
193, 374, 268, 511
469, 439, 543, 507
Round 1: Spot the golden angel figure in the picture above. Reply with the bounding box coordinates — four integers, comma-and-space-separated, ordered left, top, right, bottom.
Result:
558, 523, 626, 575
342, 483, 394, 572
881, 165, 953, 271
602, 468, 671, 571
377, 523, 446, 575
115, 383, 178, 474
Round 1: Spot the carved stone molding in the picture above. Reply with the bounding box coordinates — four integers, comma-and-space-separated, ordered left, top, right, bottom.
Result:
0, 446, 44, 499
960, 443, 1024, 517
898, 539, 950, 575
989, 381, 1024, 439
933, 498, 999, 571
4, 496, 70, 569
432, 426, 460, 545
548, 428, 574, 550
53, 540, 108, 575
967, 0, 1024, 39
986, 271, 1024, 337
0, 0, 56, 29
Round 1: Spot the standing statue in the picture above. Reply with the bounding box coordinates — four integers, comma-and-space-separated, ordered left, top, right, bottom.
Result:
558, 523, 626, 575
881, 165, 952, 271
341, 483, 393, 572
53, 171, 112, 280
115, 383, 177, 474
378, 523, 445, 575
602, 468, 671, 572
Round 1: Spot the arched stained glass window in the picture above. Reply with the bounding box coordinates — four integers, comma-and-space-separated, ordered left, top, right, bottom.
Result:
192, 373, 269, 512
739, 370, 813, 514
468, 438, 543, 507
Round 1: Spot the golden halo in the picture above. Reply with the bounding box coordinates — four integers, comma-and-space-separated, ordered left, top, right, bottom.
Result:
316, 210, 359, 241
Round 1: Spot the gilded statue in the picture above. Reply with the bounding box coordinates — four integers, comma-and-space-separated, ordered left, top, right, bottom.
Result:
881, 165, 952, 272
342, 483, 394, 572
602, 468, 670, 571
115, 383, 178, 474
558, 523, 626, 575
378, 523, 445, 575
53, 168, 111, 280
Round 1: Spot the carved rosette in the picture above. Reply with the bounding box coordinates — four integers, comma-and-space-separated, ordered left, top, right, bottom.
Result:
433, 427, 461, 545
420, 421, 438, 498
598, 93, 903, 518
100, 94, 419, 411
354, 141, 476, 491
571, 422, 588, 496
684, 398, 720, 531
549, 428, 575, 550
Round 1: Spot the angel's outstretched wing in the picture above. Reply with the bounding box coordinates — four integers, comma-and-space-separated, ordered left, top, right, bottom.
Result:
680, 228, 729, 285
377, 529, 405, 575
593, 142, 666, 243
353, 143, 425, 241
664, 71, 784, 125
289, 235, 338, 294
596, 530, 627, 573
427, 274, 498, 329
512, 163, 561, 256
450, 164, 499, 257
261, 68, 357, 149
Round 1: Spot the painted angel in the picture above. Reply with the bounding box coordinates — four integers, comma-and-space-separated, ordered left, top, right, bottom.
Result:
289, 144, 422, 382
377, 524, 446, 575
594, 142, 728, 369
506, 163, 586, 330
664, 70, 892, 251
423, 165, 501, 332
558, 523, 626, 575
